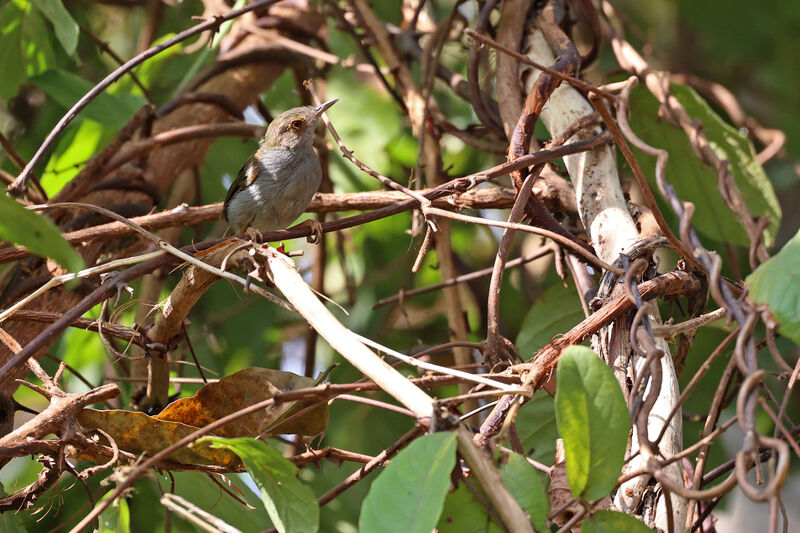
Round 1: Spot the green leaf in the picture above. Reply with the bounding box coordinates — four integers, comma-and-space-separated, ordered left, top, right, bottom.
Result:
386, 134, 420, 168
515, 393, 558, 466
98, 493, 130, 533
747, 228, 800, 345
437, 483, 503, 533
628, 83, 781, 246
517, 282, 585, 356
359, 431, 457, 533
128, 33, 182, 95
0, 0, 57, 100
555, 346, 629, 500
205, 437, 319, 533
41, 119, 106, 196
672, 83, 781, 245
0, 482, 26, 532
30, 0, 78, 55
166, 471, 264, 532
0, 510, 25, 533
580, 510, 654, 533
0, 2, 26, 100
500, 452, 549, 531
31, 69, 145, 129
0, 195, 83, 272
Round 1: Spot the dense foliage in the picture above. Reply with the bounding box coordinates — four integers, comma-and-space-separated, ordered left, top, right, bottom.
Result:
0, 1, 798, 532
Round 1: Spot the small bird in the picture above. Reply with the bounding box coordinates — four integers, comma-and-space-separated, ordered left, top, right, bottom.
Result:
223, 99, 337, 243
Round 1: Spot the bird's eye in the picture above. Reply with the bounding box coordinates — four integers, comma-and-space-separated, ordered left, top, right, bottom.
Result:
291, 119, 303, 130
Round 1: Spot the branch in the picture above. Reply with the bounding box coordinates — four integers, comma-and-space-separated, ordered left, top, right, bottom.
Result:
141, 242, 258, 410
457, 426, 534, 533
263, 247, 435, 420
373, 245, 555, 309
0, 188, 515, 265
3, 310, 146, 347
513, 8, 686, 528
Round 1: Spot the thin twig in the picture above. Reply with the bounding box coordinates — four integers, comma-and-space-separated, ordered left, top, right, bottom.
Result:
425, 206, 622, 275
465, 28, 614, 102
353, 334, 518, 392
77, 22, 154, 104
306, 82, 431, 209
373, 245, 554, 308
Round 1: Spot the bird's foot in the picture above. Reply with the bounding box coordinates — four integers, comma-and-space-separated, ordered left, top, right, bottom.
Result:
292, 219, 324, 244
244, 227, 264, 243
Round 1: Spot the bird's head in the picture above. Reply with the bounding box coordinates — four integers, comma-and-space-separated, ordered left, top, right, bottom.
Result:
260, 99, 337, 150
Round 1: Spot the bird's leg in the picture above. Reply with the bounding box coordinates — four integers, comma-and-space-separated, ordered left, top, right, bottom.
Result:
291, 219, 324, 244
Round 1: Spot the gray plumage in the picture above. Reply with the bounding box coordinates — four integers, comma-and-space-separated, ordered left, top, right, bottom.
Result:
223, 144, 321, 233
223, 100, 337, 235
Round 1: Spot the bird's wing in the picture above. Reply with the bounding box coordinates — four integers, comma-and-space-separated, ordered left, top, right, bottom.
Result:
222, 159, 259, 222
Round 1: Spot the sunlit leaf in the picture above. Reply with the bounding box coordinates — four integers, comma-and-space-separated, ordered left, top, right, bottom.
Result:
0, 195, 83, 272
127, 32, 182, 96
747, 228, 800, 345
385, 134, 419, 168
326, 73, 404, 193
555, 346, 629, 500
155, 367, 329, 437
628, 83, 781, 246
0, 2, 26, 100
359, 431, 457, 533
55, 304, 107, 387
41, 119, 105, 196
78, 368, 328, 466
77, 409, 241, 467
30, 0, 78, 55
206, 437, 319, 533
671, 83, 781, 246
0, 0, 56, 100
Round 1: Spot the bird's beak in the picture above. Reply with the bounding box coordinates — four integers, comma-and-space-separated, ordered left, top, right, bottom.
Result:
314, 99, 338, 117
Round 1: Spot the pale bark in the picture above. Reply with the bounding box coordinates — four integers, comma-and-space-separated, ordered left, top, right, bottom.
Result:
518, 27, 685, 532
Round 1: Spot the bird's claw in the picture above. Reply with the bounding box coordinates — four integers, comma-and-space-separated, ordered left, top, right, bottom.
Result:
307, 220, 323, 244
292, 219, 324, 244
245, 227, 264, 243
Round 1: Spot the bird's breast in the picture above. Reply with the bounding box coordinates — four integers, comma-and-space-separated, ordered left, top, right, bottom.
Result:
240, 148, 322, 232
